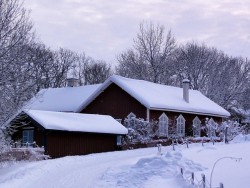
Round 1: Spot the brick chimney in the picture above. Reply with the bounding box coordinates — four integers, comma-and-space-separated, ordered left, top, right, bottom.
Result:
66, 78, 79, 87
182, 79, 190, 103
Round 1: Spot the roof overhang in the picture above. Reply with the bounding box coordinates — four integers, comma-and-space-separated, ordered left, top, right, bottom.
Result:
149, 107, 230, 118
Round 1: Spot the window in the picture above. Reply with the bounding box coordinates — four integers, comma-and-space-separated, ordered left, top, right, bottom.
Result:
22, 129, 34, 144
126, 112, 136, 127
159, 113, 168, 136
127, 112, 136, 119
177, 115, 185, 137
117, 135, 122, 145
193, 116, 201, 137
207, 118, 216, 138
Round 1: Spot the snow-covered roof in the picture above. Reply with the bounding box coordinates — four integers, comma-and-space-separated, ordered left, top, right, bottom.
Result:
25, 84, 101, 112
25, 110, 128, 135
77, 75, 230, 117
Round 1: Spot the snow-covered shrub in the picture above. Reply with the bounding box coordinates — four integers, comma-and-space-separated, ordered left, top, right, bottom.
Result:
0, 126, 12, 155
122, 114, 158, 145
220, 120, 246, 141
123, 116, 149, 144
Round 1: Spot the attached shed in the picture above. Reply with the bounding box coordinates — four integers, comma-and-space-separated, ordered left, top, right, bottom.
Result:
12, 110, 128, 158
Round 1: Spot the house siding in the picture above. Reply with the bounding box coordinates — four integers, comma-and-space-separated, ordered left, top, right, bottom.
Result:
82, 83, 147, 120
12, 116, 119, 158
46, 131, 117, 158
150, 110, 222, 137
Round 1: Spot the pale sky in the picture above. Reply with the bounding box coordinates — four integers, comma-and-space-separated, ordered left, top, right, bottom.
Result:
24, 0, 250, 65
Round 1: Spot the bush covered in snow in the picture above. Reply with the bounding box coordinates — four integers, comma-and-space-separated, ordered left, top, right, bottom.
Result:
0, 147, 48, 168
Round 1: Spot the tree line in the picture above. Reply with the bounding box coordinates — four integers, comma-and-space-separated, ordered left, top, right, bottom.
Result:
1, 0, 250, 129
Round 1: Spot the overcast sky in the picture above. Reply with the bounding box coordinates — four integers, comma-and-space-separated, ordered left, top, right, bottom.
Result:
24, 0, 250, 65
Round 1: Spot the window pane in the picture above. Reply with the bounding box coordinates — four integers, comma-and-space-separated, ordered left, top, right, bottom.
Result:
22, 130, 34, 144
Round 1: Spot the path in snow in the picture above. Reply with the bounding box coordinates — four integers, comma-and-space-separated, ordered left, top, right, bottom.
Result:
1, 137, 249, 188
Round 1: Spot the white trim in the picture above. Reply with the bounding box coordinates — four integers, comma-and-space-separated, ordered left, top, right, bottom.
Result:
158, 113, 169, 137
177, 114, 185, 137
146, 108, 150, 121
193, 116, 201, 137
127, 112, 136, 119
207, 118, 216, 138
150, 107, 229, 118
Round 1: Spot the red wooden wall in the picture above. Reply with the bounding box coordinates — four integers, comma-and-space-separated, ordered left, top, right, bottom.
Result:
82, 83, 147, 119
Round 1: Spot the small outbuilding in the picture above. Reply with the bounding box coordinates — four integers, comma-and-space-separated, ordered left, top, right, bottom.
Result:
12, 110, 128, 158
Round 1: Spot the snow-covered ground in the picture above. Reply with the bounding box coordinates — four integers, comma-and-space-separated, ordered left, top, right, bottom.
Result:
1, 135, 249, 188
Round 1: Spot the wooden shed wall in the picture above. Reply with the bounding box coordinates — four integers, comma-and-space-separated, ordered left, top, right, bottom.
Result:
82, 83, 147, 120
46, 131, 117, 158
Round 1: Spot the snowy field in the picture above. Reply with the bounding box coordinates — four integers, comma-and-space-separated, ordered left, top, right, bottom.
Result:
0, 135, 249, 188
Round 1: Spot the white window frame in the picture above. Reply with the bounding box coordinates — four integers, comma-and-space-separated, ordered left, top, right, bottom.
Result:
127, 112, 136, 127
193, 116, 201, 137
117, 135, 122, 145
177, 114, 185, 137
158, 113, 169, 137
207, 118, 216, 138
22, 129, 34, 144
127, 112, 136, 119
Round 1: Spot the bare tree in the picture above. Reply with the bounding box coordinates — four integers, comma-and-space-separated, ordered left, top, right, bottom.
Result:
51, 48, 78, 87
207, 56, 250, 108
0, 0, 34, 124
116, 21, 176, 84
83, 60, 112, 85
71, 52, 92, 86
173, 42, 220, 91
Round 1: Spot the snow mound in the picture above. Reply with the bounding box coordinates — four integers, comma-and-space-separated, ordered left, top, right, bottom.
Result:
232, 134, 250, 143
96, 151, 206, 187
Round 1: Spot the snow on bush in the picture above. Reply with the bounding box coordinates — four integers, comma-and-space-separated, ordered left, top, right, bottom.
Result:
232, 134, 250, 143
122, 115, 157, 145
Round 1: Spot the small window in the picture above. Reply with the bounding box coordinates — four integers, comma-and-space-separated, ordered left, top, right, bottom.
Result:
22, 129, 34, 144
126, 112, 137, 127
159, 113, 168, 137
193, 116, 201, 137
127, 112, 136, 119
117, 135, 122, 145
207, 118, 216, 138
177, 115, 185, 137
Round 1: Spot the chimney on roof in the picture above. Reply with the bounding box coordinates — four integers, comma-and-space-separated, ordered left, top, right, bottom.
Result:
66, 78, 79, 87
182, 79, 190, 103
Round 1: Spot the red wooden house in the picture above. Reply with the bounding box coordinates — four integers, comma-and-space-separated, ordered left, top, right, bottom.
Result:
76, 75, 230, 138
11, 75, 230, 158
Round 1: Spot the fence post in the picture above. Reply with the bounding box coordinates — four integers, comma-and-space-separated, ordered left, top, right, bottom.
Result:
191, 172, 194, 185
225, 126, 229, 144
180, 168, 183, 176
201, 174, 205, 188
220, 183, 224, 188
172, 140, 175, 151
202, 138, 204, 147
157, 143, 162, 154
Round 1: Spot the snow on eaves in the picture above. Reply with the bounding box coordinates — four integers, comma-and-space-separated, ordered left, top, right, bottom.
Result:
78, 75, 230, 117
25, 110, 128, 135
25, 84, 101, 112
